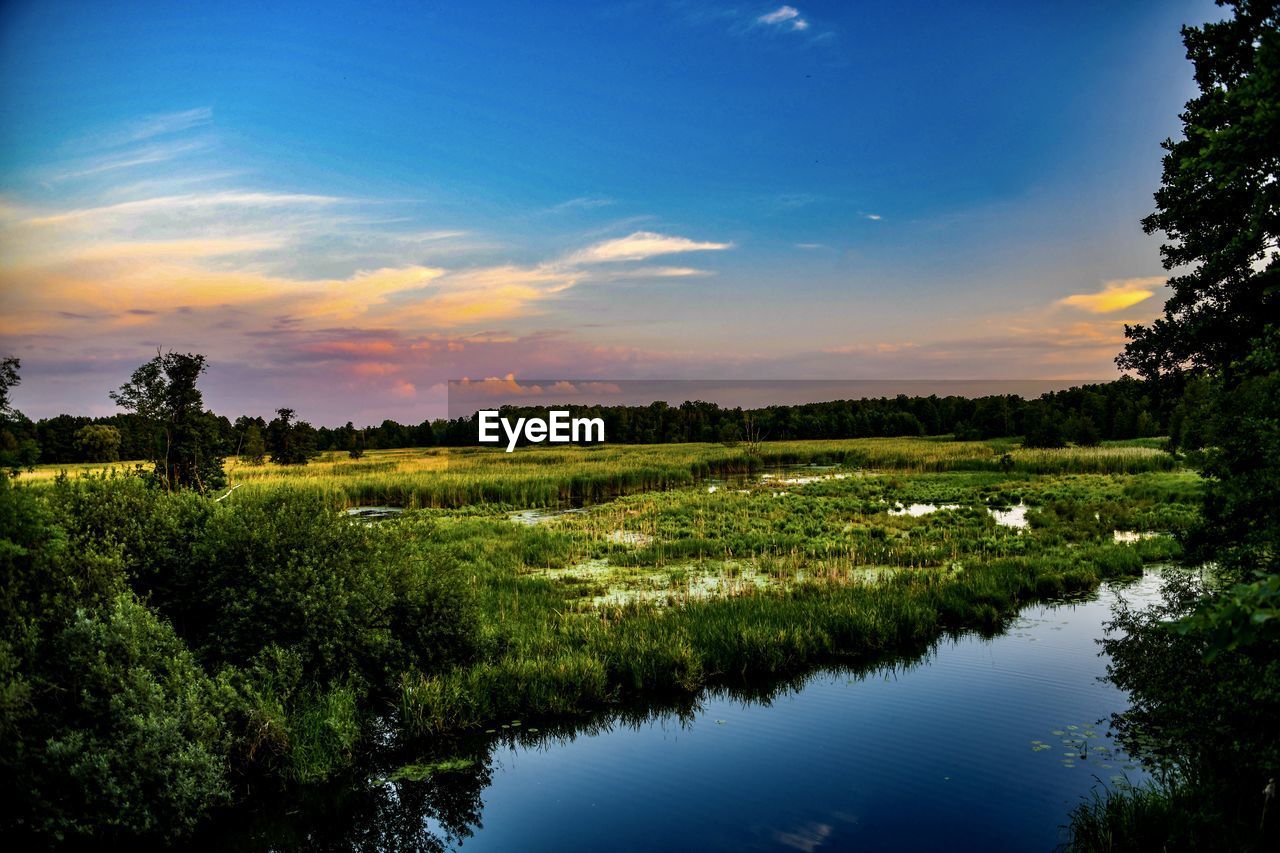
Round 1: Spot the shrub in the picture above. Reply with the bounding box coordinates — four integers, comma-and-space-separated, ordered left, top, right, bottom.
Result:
4, 592, 230, 843
174, 491, 478, 686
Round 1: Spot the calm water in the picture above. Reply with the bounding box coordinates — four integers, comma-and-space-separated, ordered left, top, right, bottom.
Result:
230, 572, 1161, 852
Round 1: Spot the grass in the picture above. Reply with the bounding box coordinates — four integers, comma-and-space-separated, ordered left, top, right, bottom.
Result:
322, 437, 1197, 735
17, 436, 1178, 508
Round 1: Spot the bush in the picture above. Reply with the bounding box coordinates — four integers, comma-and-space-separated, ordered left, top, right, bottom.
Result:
43, 479, 479, 691
175, 492, 478, 686
3, 474, 483, 843
3, 592, 231, 843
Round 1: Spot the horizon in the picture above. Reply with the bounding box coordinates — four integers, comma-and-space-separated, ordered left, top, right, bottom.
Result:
1, 0, 1218, 424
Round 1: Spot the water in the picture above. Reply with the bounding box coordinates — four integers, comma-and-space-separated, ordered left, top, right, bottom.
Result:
887, 501, 1030, 530
231, 572, 1161, 852
344, 505, 405, 521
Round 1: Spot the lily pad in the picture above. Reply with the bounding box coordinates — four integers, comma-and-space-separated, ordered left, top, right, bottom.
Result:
386, 757, 476, 782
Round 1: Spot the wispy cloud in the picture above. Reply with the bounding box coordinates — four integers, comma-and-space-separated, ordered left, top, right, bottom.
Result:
568, 231, 732, 264
757, 6, 809, 32
78, 107, 214, 149
548, 195, 615, 213
863, 212, 882, 221
23, 191, 344, 227
1057, 277, 1163, 314
53, 140, 212, 181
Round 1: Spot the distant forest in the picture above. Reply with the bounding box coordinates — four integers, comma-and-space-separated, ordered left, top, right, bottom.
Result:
2, 376, 1183, 466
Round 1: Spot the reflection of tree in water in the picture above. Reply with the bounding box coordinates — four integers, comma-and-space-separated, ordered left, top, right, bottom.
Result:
216, 641, 953, 849
205, 746, 493, 851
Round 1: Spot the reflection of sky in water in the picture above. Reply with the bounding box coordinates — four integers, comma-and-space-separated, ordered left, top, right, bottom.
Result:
412, 573, 1161, 851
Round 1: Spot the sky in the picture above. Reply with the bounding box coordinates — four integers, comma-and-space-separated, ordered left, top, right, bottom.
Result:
0, 0, 1219, 425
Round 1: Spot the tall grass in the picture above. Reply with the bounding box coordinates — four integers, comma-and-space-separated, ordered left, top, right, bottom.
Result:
399, 546, 1145, 734
21, 439, 1178, 508
206, 439, 1177, 508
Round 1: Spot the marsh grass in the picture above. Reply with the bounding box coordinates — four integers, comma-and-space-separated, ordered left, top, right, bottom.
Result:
19, 438, 1177, 507
388, 462, 1193, 734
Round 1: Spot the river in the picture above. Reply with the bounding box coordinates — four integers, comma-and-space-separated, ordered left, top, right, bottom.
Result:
225, 571, 1162, 852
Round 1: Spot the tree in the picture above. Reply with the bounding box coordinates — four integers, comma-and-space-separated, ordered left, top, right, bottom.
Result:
110, 352, 226, 492
1116, 0, 1280, 578
718, 421, 742, 448
240, 423, 266, 465
1118, 1, 1279, 380
0, 356, 20, 418
741, 413, 766, 458
266, 408, 318, 465
1022, 407, 1065, 448
348, 430, 366, 459
1063, 415, 1101, 447
0, 358, 41, 474
1080, 4, 1280, 846
75, 424, 122, 462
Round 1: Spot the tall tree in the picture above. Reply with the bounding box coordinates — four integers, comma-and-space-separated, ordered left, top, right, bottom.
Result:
0, 357, 20, 418
1118, 0, 1279, 576
74, 425, 122, 462
0, 357, 41, 474
266, 408, 318, 465
110, 352, 226, 492
240, 423, 266, 465
1119, 0, 1279, 380
1083, 5, 1280, 846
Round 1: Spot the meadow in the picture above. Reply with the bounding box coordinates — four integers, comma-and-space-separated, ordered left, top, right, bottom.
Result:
22, 435, 1179, 506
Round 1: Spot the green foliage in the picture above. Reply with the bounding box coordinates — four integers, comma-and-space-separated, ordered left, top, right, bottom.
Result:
0, 357, 19, 417
0, 432, 1206, 843
172, 492, 477, 683
1023, 409, 1065, 448
3, 473, 481, 843
1065, 415, 1102, 447
0, 358, 41, 475
266, 407, 319, 465
1065, 780, 1250, 853
25, 595, 231, 843
240, 421, 266, 465
74, 424, 121, 462
1177, 574, 1280, 657
1119, 1, 1279, 379
1095, 570, 1279, 849
1192, 329, 1280, 578
1, 475, 230, 843
1083, 6, 1280, 845
110, 352, 226, 492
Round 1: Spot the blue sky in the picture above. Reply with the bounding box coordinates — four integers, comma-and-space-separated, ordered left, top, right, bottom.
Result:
0, 0, 1217, 423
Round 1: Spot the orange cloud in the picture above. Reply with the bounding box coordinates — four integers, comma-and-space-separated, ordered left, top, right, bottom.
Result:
1058, 277, 1163, 313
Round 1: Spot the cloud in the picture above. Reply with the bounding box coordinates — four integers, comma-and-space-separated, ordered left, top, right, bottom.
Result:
1057, 277, 1163, 314
53, 140, 212, 181
24, 191, 343, 227
757, 6, 809, 31
548, 195, 615, 213
569, 231, 732, 264
863, 213, 882, 221
822, 341, 917, 355
78, 108, 214, 149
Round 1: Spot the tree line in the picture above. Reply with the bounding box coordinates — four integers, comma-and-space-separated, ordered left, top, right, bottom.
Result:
2, 365, 1171, 474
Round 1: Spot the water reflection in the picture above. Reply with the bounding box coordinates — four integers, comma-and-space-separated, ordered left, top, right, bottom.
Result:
214, 574, 1162, 852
